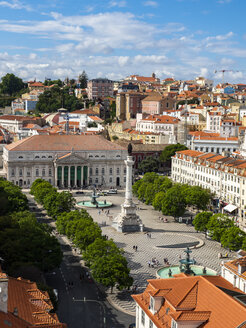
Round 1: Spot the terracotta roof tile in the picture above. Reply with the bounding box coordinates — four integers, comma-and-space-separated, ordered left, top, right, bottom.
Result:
5, 135, 126, 152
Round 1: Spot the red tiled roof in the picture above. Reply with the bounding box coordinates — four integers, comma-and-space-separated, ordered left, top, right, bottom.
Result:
5, 135, 126, 152
132, 276, 246, 328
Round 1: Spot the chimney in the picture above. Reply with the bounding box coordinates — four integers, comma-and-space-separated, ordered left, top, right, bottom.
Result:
13, 307, 18, 316
0, 273, 8, 313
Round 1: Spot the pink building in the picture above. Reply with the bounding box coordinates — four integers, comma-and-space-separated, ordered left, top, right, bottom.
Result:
87, 78, 113, 100
141, 93, 176, 115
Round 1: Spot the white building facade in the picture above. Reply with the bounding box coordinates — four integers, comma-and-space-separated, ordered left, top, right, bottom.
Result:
3, 135, 127, 189
136, 114, 179, 137
221, 256, 246, 294
171, 150, 246, 230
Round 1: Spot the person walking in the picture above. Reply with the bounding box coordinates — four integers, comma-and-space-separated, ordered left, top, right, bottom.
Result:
135, 245, 138, 251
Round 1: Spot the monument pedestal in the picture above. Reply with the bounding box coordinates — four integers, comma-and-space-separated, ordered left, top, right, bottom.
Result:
112, 153, 143, 233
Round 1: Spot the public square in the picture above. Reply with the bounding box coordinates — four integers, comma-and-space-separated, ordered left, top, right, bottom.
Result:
76, 189, 237, 316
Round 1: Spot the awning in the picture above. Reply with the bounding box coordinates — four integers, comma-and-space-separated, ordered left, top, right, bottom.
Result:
223, 204, 237, 213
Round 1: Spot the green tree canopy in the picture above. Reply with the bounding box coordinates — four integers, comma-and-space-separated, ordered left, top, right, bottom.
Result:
206, 214, 234, 241
0, 179, 28, 213
35, 85, 82, 113
83, 238, 123, 267
79, 70, 88, 89
0, 73, 25, 96
138, 156, 159, 174
160, 144, 188, 163
221, 226, 246, 251
185, 186, 212, 211
90, 254, 133, 292
193, 211, 212, 232
161, 184, 187, 217
152, 191, 166, 211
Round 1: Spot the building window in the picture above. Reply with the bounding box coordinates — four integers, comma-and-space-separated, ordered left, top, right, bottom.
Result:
117, 168, 120, 174
102, 168, 105, 174
171, 320, 177, 328
19, 169, 22, 176
35, 155, 39, 159
49, 179, 51, 184
90, 168, 93, 175
49, 169, 52, 176
124, 176, 126, 183
95, 168, 99, 175
95, 178, 98, 184
141, 310, 145, 325
89, 178, 92, 184
36, 169, 39, 177
11, 168, 15, 176
27, 171, 30, 177
109, 177, 112, 183
149, 321, 153, 328
42, 169, 45, 176
18, 156, 23, 159
110, 168, 113, 175
48, 155, 52, 158
27, 179, 30, 185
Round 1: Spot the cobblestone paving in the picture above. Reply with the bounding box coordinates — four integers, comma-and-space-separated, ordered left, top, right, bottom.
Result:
77, 191, 237, 316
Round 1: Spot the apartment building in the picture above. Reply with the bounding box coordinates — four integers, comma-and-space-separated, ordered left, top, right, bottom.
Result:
171, 149, 246, 230
116, 92, 146, 120
87, 78, 113, 100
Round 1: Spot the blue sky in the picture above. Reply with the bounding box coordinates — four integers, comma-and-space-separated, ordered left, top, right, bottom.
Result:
0, 0, 245, 82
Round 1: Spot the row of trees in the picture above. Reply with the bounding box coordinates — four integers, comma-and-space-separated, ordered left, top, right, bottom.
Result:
0, 179, 62, 275
193, 212, 246, 251
31, 179, 133, 291
30, 179, 75, 219
133, 173, 212, 217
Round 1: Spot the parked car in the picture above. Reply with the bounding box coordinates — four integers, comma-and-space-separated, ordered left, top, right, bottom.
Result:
75, 191, 84, 194
128, 324, 136, 328
107, 189, 118, 194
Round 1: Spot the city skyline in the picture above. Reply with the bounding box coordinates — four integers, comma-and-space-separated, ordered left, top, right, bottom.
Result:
0, 0, 246, 82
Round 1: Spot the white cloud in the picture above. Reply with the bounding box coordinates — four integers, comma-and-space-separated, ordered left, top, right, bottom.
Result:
0, 0, 32, 11
143, 1, 158, 7
109, 1, 127, 8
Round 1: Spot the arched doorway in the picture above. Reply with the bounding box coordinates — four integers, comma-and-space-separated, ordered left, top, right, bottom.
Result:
116, 177, 120, 187
19, 179, 23, 187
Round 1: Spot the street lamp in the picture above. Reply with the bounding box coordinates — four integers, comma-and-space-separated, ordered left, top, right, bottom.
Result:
72, 296, 106, 327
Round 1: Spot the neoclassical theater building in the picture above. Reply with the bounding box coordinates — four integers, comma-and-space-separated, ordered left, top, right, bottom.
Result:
3, 135, 128, 188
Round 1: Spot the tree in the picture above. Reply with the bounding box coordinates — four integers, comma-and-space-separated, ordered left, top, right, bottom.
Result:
73, 220, 102, 251
221, 226, 246, 251
0, 73, 25, 96
0, 186, 10, 215
144, 183, 155, 205
33, 181, 56, 204
35, 85, 82, 113
83, 238, 123, 267
0, 179, 28, 212
193, 212, 212, 232
90, 253, 133, 293
206, 214, 234, 241
79, 71, 88, 89
152, 191, 166, 211
56, 210, 92, 235
137, 182, 148, 201
132, 179, 142, 196
30, 178, 46, 195
161, 184, 187, 217
138, 157, 159, 174
185, 186, 212, 211
160, 144, 188, 165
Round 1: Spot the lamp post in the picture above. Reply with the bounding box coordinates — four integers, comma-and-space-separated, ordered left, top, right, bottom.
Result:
72, 296, 106, 327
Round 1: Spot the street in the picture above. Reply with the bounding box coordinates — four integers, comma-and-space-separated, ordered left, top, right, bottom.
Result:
27, 192, 135, 328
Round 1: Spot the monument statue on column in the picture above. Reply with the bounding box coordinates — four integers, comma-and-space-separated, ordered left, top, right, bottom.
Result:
112, 143, 143, 232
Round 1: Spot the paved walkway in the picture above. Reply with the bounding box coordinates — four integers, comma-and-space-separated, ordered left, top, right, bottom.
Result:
77, 190, 237, 316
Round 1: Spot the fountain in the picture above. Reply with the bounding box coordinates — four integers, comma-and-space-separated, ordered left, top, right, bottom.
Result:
157, 247, 217, 278
77, 188, 112, 208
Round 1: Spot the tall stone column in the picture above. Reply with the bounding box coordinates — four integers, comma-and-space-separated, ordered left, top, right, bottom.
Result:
68, 166, 71, 188
124, 156, 134, 206
61, 165, 64, 188
112, 153, 143, 233
75, 165, 77, 188
54, 164, 57, 187
81, 166, 84, 186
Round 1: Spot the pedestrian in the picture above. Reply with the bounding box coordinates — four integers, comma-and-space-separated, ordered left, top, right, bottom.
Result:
133, 245, 135, 251
148, 261, 151, 267
149, 233, 151, 238
135, 245, 138, 251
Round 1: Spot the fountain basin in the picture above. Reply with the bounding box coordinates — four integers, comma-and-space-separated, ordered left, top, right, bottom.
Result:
77, 200, 112, 208
156, 265, 217, 279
